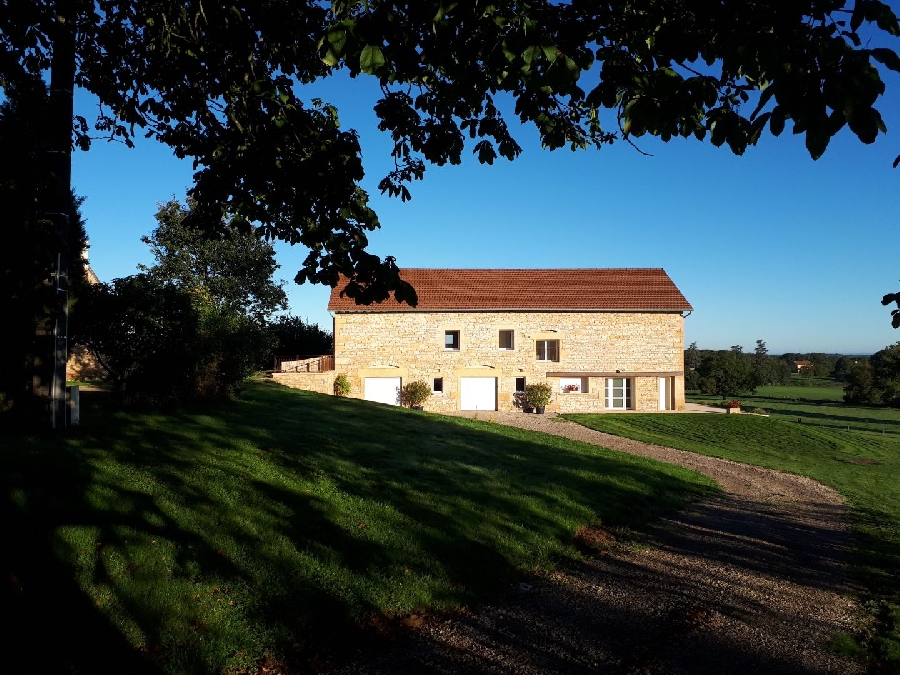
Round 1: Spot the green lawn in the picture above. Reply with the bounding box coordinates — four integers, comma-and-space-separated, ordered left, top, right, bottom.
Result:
754, 382, 845, 401
689, 384, 900, 435
2, 380, 715, 674
565, 406, 900, 670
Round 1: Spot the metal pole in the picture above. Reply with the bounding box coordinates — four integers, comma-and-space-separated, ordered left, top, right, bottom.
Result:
51, 248, 70, 428
45, 2, 75, 430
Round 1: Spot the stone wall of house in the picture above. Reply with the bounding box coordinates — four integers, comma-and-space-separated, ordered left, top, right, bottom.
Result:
332, 310, 686, 413
66, 258, 108, 382
271, 371, 334, 395
635, 376, 661, 412
557, 391, 601, 413
66, 344, 107, 382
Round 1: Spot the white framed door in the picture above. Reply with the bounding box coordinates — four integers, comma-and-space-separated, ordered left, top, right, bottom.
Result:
658, 377, 672, 410
460, 377, 497, 411
364, 377, 401, 406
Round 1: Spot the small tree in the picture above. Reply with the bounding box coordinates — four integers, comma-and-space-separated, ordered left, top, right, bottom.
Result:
871, 343, 900, 407
141, 198, 287, 323
333, 374, 351, 397
74, 197, 293, 405
524, 382, 553, 410
685, 342, 701, 371
698, 350, 756, 399
844, 361, 878, 405
400, 380, 431, 408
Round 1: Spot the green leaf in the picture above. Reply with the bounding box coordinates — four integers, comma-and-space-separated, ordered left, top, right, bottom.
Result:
769, 106, 786, 136
474, 139, 496, 164
749, 85, 774, 120
541, 41, 558, 63
871, 47, 900, 72
360, 44, 385, 75
522, 44, 541, 66
319, 26, 348, 67
251, 80, 275, 96
848, 108, 882, 143
850, 0, 866, 32
805, 127, 830, 160
433, 1, 458, 22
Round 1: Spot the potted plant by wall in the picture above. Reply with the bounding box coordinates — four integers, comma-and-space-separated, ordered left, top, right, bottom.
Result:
333, 373, 351, 397
513, 391, 532, 413
525, 382, 553, 414
401, 380, 432, 410
726, 400, 741, 414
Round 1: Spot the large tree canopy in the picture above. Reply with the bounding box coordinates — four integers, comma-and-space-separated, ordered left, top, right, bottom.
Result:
140, 199, 288, 323
2, 0, 899, 303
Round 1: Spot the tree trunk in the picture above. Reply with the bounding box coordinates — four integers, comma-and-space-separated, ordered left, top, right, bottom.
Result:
34, 1, 76, 430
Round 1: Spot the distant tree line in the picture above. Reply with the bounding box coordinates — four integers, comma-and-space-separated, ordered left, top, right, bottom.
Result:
684, 341, 867, 399
842, 343, 900, 407
72, 199, 332, 407
686, 341, 787, 398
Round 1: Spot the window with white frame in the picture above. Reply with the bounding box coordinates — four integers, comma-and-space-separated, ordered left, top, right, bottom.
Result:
515, 377, 526, 392
535, 339, 559, 362
605, 378, 632, 409
499, 330, 514, 350
560, 377, 588, 393
433, 377, 443, 393
444, 330, 460, 350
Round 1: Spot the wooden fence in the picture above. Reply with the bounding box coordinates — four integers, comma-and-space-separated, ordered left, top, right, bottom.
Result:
273, 355, 335, 373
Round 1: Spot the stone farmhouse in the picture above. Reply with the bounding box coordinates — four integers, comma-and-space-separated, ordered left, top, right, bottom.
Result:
273, 268, 693, 413
66, 244, 107, 382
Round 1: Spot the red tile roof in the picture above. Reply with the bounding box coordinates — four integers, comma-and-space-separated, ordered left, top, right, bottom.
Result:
327, 268, 692, 312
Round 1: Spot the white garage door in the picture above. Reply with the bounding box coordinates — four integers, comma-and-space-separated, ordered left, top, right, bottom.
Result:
460, 377, 497, 411
364, 377, 401, 406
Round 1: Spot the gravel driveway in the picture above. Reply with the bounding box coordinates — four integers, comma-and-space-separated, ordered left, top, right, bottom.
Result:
334, 411, 862, 674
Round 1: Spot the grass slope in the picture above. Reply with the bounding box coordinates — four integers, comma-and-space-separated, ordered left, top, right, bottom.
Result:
565, 408, 900, 670
2, 381, 715, 674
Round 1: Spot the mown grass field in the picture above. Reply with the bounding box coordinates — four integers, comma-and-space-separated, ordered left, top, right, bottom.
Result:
690, 382, 900, 436
1, 380, 716, 674
568, 388, 900, 670
754, 382, 846, 401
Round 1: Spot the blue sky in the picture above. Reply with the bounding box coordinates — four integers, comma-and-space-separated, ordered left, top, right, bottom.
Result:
72, 70, 900, 356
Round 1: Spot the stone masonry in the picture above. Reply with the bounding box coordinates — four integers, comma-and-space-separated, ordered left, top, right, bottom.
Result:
331, 310, 686, 413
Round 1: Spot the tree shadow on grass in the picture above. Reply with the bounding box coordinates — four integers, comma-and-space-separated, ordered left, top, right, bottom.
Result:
1, 429, 162, 675
8, 383, 841, 673
337, 548, 863, 675
647, 493, 858, 593
32, 386, 713, 668
848, 504, 900, 598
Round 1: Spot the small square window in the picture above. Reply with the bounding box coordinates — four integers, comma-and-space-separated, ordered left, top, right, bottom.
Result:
444, 330, 460, 350
536, 339, 559, 362
433, 377, 443, 393
515, 377, 526, 392
499, 330, 514, 350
